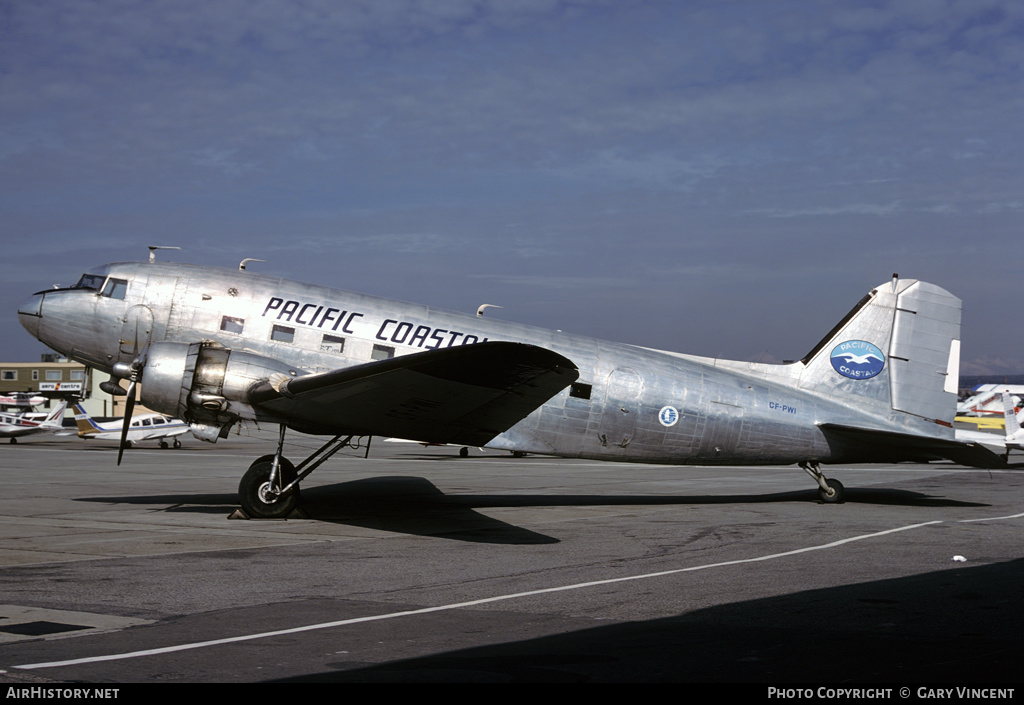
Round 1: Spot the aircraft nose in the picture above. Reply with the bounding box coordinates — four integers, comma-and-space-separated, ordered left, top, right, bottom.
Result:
17, 293, 43, 338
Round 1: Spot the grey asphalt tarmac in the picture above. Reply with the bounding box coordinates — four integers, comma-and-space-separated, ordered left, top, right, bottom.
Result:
0, 432, 1021, 684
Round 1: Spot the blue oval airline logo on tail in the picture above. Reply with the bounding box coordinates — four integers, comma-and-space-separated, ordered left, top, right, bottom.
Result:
830, 341, 885, 380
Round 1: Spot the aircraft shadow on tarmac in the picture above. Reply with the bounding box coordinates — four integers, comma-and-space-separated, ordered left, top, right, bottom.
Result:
271, 557, 1024, 683
77, 474, 988, 545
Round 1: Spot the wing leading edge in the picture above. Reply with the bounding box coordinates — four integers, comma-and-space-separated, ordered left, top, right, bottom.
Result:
249, 341, 579, 446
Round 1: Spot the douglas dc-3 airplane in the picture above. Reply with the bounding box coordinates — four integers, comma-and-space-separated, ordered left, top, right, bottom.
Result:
17, 258, 1002, 518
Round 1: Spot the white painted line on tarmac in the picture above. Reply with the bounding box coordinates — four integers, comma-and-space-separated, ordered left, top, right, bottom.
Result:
958, 511, 1024, 522
15, 520, 942, 670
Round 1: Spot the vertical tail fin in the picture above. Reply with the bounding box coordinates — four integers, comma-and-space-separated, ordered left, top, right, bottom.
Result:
73, 402, 101, 436
1004, 394, 1024, 444
799, 278, 961, 438
42, 401, 67, 428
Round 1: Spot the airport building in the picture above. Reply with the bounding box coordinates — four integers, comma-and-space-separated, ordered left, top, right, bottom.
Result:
0, 356, 132, 418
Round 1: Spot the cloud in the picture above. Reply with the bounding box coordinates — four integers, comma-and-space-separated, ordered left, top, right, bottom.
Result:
466, 273, 635, 290
744, 202, 903, 218
2, 1, 1023, 372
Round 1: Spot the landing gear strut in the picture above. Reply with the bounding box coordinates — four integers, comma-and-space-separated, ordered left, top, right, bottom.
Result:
799, 461, 846, 504
237, 425, 366, 518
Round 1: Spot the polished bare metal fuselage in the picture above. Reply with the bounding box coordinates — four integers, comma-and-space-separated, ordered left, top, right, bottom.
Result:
19, 261, 960, 466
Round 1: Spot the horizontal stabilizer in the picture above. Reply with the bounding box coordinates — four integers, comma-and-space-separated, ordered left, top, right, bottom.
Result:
820, 423, 1007, 468
249, 341, 579, 446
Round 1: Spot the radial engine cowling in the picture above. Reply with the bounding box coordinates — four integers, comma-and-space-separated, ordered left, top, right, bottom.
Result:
140, 341, 301, 440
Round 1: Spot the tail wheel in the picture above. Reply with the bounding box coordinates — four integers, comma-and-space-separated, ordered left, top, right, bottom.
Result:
238, 458, 300, 518
818, 478, 846, 504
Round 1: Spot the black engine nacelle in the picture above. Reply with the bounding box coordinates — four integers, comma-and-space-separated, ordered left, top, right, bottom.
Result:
140, 341, 301, 440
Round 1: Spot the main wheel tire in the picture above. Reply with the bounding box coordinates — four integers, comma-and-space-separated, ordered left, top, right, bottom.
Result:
238, 458, 300, 519
818, 478, 846, 504
248, 454, 282, 470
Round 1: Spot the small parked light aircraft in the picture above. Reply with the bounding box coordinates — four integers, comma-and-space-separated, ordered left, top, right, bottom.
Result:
72, 403, 189, 449
0, 393, 47, 409
0, 401, 68, 443
955, 394, 1024, 461
957, 384, 1024, 418
17, 258, 1001, 517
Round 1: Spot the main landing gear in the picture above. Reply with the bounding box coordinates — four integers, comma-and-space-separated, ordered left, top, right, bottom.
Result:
799, 461, 846, 504
237, 426, 366, 519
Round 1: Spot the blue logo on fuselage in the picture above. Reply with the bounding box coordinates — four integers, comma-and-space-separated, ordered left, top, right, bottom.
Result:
830, 341, 885, 380
658, 406, 679, 427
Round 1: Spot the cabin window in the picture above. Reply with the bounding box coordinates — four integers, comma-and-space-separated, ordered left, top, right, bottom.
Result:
74, 273, 106, 291
371, 344, 394, 361
271, 325, 295, 344
320, 334, 345, 354
569, 382, 592, 400
220, 316, 245, 334
100, 278, 128, 300
142, 418, 152, 426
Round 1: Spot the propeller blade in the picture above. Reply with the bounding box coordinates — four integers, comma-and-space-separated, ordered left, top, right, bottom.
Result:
117, 379, 137, 466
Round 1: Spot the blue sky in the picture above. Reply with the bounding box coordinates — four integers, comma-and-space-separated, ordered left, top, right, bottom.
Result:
3, 0, 1022, 374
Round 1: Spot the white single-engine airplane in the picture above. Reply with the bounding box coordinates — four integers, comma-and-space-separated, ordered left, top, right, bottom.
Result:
0, 401, 68, 443
955, 394, 1024, 461
957, 384, 1024, 418
72, 403, 189, 448
17, 259, 1001, 517
0, 393, 47, 409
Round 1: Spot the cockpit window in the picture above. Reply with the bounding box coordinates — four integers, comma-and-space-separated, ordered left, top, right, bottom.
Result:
74, 273, 106, 291
100, 278, 128, 300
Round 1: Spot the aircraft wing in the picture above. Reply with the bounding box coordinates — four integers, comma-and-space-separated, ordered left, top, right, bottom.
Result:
249, 341, 579, 446
819, 423, 1007, 468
